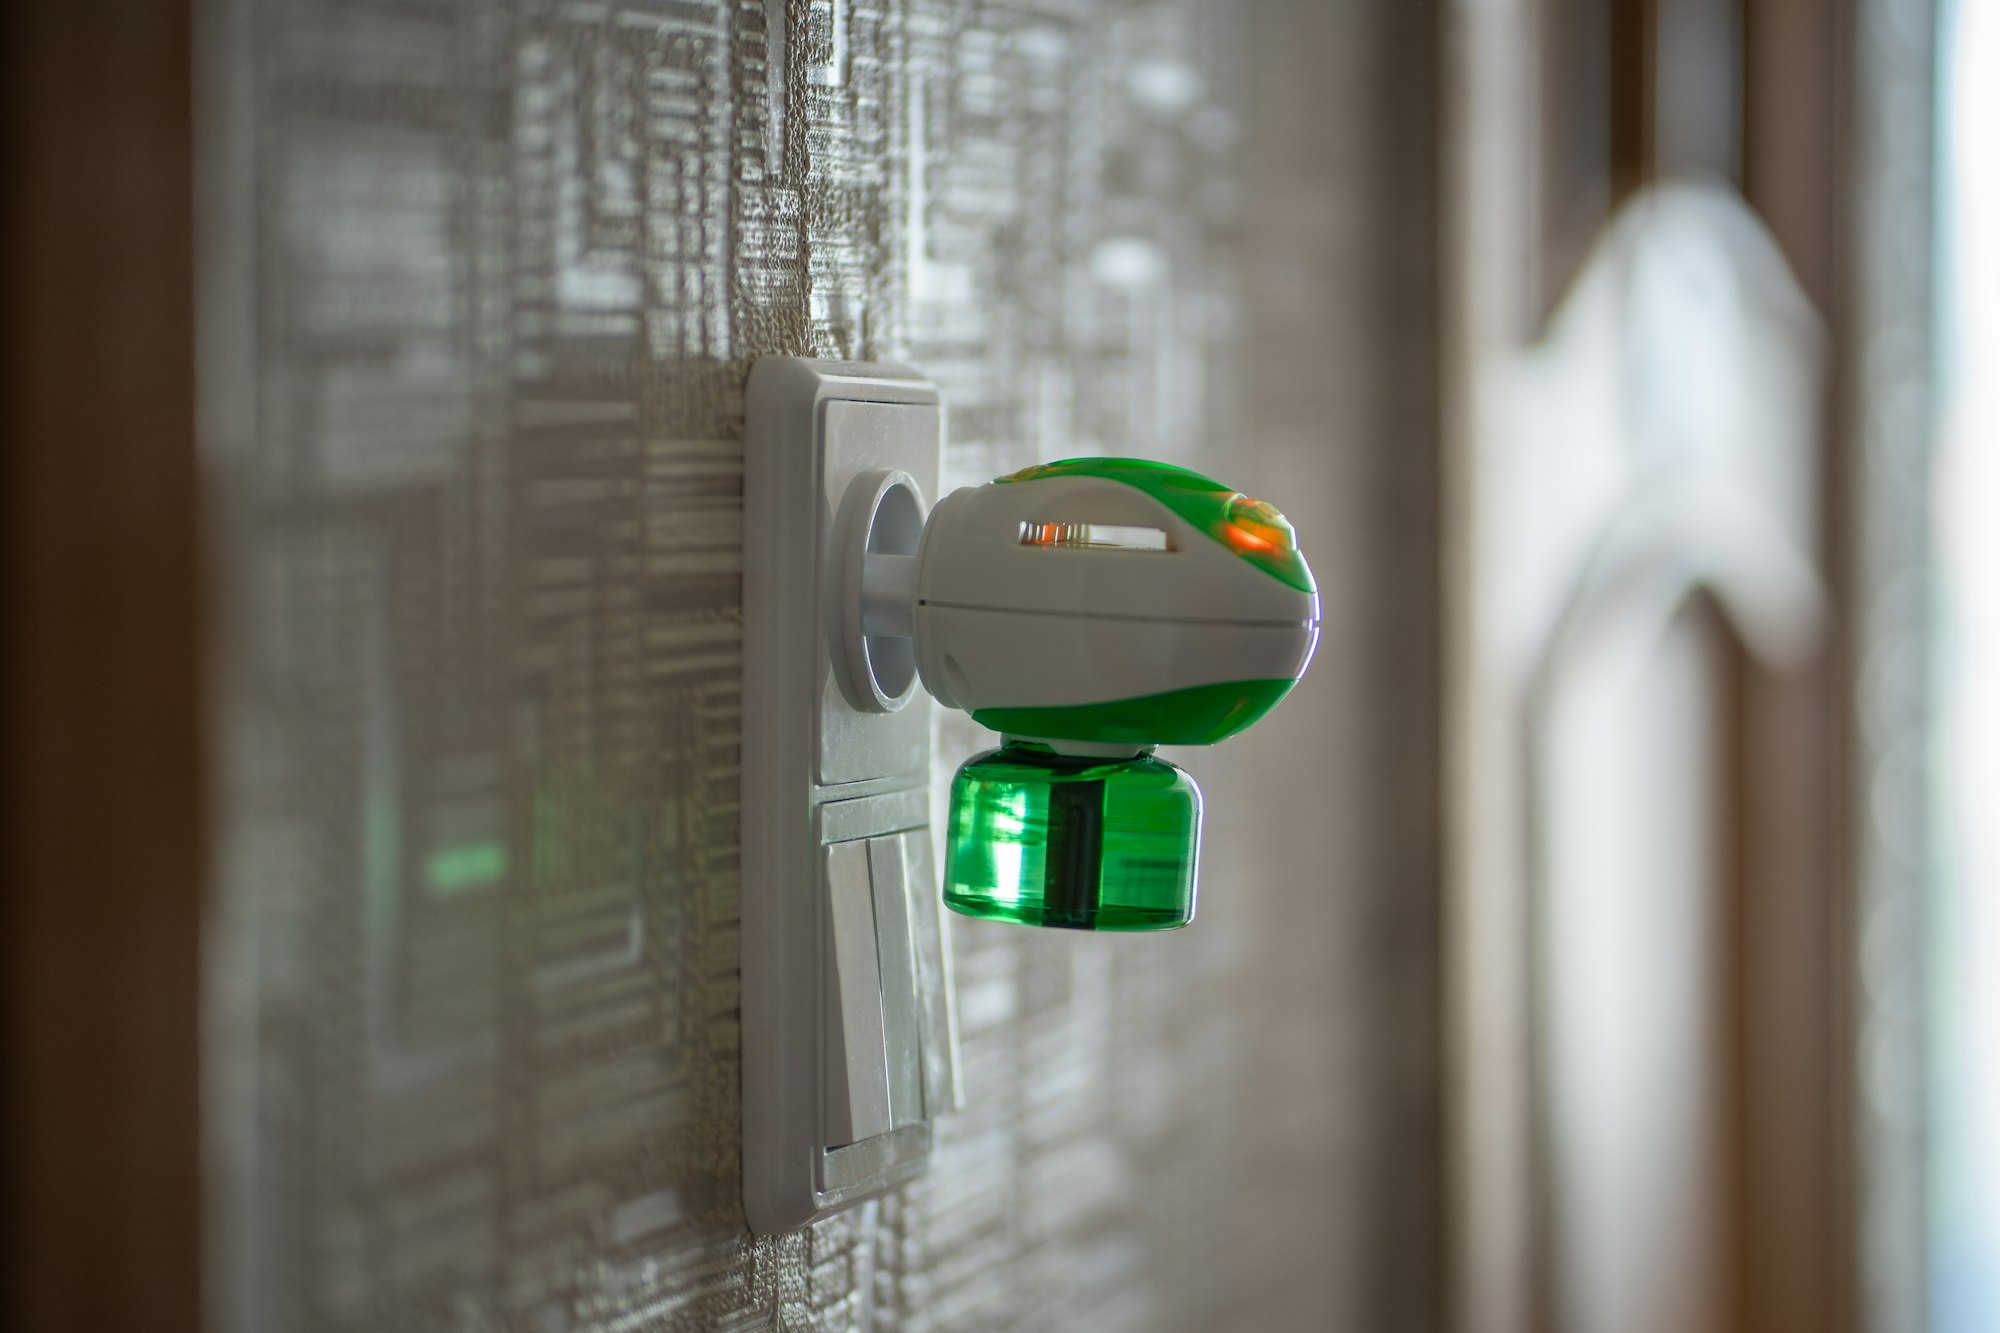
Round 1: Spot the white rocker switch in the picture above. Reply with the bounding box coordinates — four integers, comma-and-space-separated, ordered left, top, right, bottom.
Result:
897, 827, 960, 1119
824, 831, 934, 1149
867, 833, 926, 1129
822, 838, 893, 1147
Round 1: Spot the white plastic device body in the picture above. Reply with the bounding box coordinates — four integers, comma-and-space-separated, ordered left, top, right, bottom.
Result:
908, 475, 1319, 719
740, 358, 961, 1236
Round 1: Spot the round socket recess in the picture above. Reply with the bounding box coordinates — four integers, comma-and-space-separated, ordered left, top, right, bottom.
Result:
831, 467, 925, 713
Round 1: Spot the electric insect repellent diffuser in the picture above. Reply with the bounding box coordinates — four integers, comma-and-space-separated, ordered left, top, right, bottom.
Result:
885, 458, 1320, 931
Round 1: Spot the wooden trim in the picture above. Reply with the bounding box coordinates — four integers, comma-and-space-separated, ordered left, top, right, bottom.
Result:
0, 3, 203, 1331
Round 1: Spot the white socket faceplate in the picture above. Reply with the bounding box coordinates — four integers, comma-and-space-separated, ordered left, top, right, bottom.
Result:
740, 358, 959, 1235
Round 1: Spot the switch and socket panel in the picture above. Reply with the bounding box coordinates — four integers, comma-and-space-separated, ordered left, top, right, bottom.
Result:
741, 358, 961, 1235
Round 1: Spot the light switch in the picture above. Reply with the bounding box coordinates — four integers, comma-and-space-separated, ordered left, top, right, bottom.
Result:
898, 828, 962, 1117
822, 839, 892, 1147
868, 834, 925, 1128
826, 831, 945, 1145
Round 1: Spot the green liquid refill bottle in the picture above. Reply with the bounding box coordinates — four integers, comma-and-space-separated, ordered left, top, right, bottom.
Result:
946, 743, 1201, 930
887, 457, 1319, 932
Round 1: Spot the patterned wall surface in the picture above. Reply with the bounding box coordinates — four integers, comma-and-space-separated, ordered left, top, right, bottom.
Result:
202, 1, 1441, 1329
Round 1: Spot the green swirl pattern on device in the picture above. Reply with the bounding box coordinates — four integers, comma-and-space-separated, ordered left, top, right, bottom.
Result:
971, 678, 1297, 747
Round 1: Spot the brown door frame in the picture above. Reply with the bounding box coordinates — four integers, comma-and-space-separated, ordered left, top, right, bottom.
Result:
0, 3, 204, 1331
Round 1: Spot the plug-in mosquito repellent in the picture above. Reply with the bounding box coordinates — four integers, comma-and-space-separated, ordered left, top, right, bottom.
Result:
740, 359, 1317, 1231
878, 456, 1318, 930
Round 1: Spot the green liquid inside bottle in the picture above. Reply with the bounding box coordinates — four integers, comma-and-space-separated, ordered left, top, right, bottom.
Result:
943, 742, 1201, 931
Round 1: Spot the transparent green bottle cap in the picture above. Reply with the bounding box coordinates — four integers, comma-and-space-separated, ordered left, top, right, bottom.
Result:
943, 742, 1201, 932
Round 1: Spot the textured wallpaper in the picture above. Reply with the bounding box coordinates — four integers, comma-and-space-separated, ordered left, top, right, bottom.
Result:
202, 1, 1441, 1329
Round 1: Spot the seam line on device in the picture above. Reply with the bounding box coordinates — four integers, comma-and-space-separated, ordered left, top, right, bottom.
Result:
917, 600, 1315, 630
